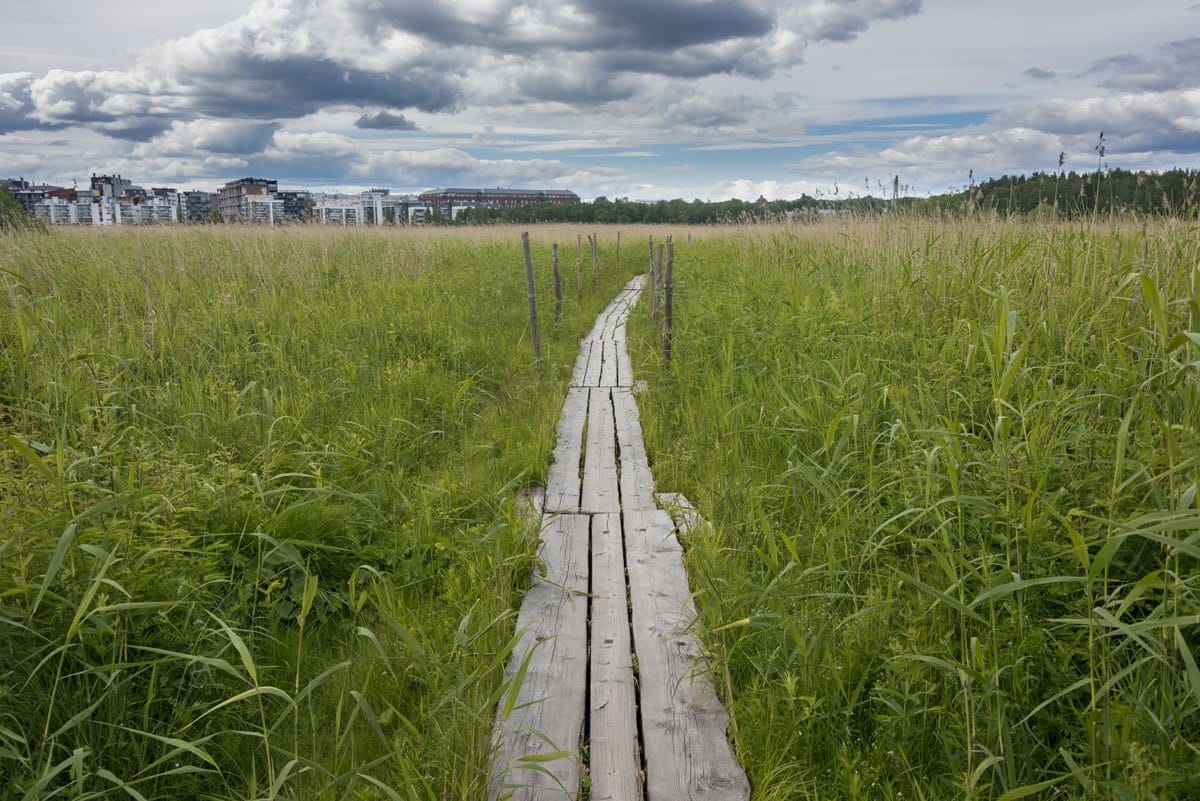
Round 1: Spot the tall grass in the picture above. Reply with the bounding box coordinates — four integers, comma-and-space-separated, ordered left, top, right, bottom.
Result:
628, 217, 1200, 799
0, 225, 636, 799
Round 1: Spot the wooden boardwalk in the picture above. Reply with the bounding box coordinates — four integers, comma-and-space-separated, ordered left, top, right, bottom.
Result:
490, 277, 749, 801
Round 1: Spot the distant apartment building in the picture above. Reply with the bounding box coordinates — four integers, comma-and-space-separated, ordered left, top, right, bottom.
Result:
134, 195, 178, 224
9, 183, 64, 216
151, 187, 177, 206
416, 187, 580, 219
91, 173, 133, 199
216, 177, 279, 222
276, 190, 314, 223
178, 191, 214, 223
360, 189, 413, 224
33, 189, 178, 226
245, 195, 284, 225
32, 196, 83, 225
311, 189, 414, 225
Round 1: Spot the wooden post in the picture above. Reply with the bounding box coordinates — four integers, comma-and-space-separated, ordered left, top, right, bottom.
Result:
576, 233, 583, 300
522, 232, 543, 377
663, 238, 674, 362
654, 243, 664, 325
616, 230, 621, 262
552, 242, 562, 322
648, 236, 656, 320
590, 233, 598, 287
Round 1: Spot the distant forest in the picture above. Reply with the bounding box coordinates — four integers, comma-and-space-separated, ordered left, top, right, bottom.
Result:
453, 168, 1200, 224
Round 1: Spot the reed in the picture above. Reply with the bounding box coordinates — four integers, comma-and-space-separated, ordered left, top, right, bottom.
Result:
0, 224, 637, 799
628, 215, 1200, 800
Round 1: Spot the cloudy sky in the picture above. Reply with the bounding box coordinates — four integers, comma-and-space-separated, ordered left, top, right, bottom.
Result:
2, 0, 1198, 200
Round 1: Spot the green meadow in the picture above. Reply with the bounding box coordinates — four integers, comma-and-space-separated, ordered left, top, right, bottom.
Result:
628, 217, 1200, 800
0, 226, 636, 799
3, 218, 1199, 800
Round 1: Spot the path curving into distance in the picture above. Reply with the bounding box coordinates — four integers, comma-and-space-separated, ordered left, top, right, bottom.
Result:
489, 276, 750, 801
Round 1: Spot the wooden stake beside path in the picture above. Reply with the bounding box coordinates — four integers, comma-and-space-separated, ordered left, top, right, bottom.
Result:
522, 232, 542, 377
664, 238, 674, 363
490, 275, 748, 801
552, 243, 562, 322
590, 233, 599, 287
576, 234, 584, 300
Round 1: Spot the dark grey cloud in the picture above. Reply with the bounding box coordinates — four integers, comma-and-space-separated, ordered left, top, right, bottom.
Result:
791, 0, 921, 43
1024, 67, 1056, 80
355, 0, 772, 53
176, 57, 460, 122
515, 69, 638, 104
2, 0, 925, 156
1091, 38, 1200, 92
0, 73, 44, 133
101, 120, 173, 141
141, 120, 281, 156
992, 87, 1200, 154
19, 56, 457, 143
354, 110, 418, 130
575, 0, 773, 50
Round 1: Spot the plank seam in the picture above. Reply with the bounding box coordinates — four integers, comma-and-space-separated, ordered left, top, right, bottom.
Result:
624, 511, 650, 801
583, 511, 594, 800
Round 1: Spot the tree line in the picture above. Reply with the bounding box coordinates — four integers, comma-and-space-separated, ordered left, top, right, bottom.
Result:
453, 168, 1200, 224
944, 168, 1200, 218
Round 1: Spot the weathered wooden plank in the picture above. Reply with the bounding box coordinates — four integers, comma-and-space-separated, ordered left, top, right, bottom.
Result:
624, 510, 750, 801
612, 389, 656, 512
571, 339, 594, 387
655, 493, 707, 540
609, 298, 634, 338
601, 304, 623, 341
517, 485, 545, 524
544, 388, 589, 512
580, 389, 620, 513
599, 340, 619, 387
589, 513, 642, 801
490, 513, 591, 801
615, 331, 634, 387
583, 336, 604, 386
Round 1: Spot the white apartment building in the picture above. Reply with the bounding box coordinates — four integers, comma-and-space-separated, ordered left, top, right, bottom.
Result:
33, 195, 179, 226
312, 191, 415, 225
244, 196, 284, 225
32, 197, 82, 225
